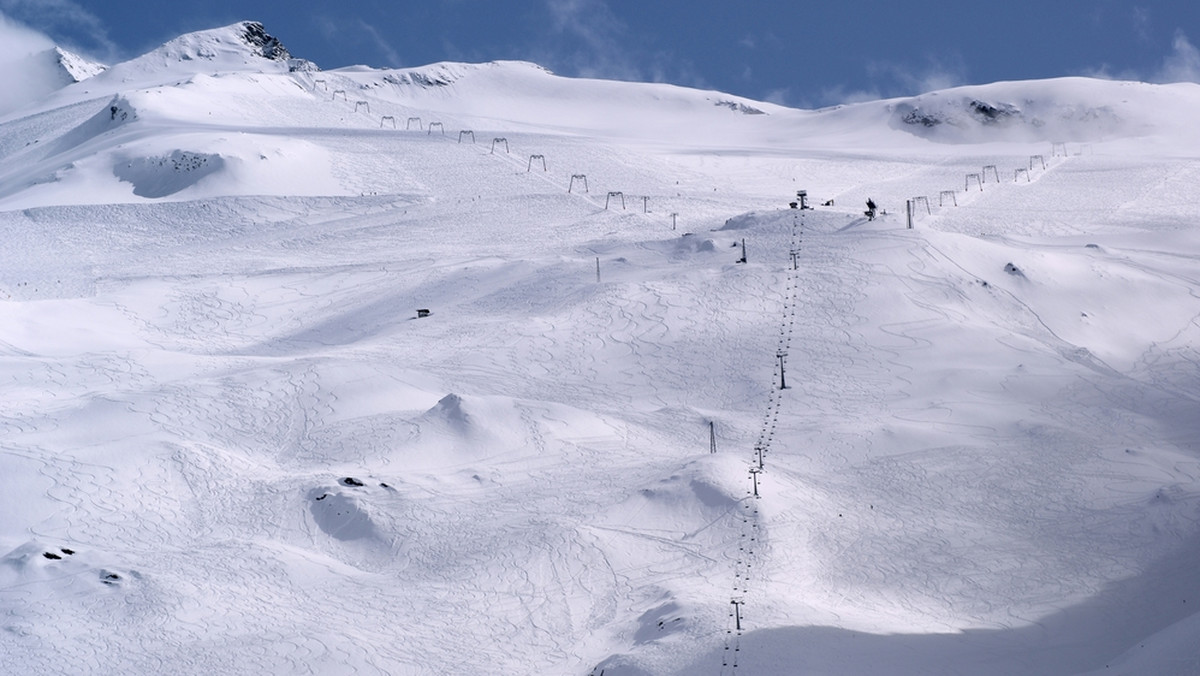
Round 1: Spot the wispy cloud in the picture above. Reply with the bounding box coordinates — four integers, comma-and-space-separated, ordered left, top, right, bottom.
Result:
0, 0, 117, 61
0, 11, 66, 115
814, 85, 884, 108
1076, 63, 1136, 82
311, 15, 406, 68
541, 0, 640, 80
359, 21, 403, 68
0, 9, 52, 58
1131, 5, 1152, 43
866, 55, 967, 97
800, 55, 969, 108
1156, 30, 1200, 83
1085, 30, 1200, 84
533, 0, 710, 90
763, 87, 793, 107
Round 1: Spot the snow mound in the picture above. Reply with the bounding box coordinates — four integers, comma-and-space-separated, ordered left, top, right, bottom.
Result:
422, 393, 475, 433
303, 479, 408, 572
599, 457, 745, 546
0, 540, 130, 596
406, 393, 534, 465
113, 150, 225, 198
631, 474, 737, 518
308, 487, 379, 541
718, 209, 800, 231
670, 234, 717, 255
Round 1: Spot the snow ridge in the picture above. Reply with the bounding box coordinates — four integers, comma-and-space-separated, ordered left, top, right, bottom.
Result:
53, 47, 107, 82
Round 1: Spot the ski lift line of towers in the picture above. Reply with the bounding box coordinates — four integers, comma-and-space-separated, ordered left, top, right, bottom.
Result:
902, 141, 1080, 229
309, 75, 679, 228
717, 210, 804, 673
718, 145, 1070, 667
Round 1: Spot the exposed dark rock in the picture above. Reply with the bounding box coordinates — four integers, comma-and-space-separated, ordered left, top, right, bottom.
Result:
384, 72, 455, 88
714, 100, 767, 115
240, 22, 291, 61
900, 107, 943, 127
969, 99, 1020, 124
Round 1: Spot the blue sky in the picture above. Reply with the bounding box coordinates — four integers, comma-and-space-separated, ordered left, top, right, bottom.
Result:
2, 0, 1199, 107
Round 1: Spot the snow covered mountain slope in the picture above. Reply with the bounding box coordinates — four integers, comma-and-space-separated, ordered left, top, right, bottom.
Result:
2, 21, 1199, 676
887, 77, 1200, 146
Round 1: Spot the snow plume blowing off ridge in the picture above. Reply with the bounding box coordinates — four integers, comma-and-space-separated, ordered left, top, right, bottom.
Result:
0, 12, 61, 115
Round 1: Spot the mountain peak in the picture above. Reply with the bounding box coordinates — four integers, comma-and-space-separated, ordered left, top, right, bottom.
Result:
107, 20, 316, 78
236, 21, 291, 62
52, 47, 107, 83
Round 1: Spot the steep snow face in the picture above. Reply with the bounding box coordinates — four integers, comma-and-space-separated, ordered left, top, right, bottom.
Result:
53, 47, 107, 83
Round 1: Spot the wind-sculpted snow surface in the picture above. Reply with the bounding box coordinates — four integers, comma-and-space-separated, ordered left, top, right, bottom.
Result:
2, 20, 1200, 676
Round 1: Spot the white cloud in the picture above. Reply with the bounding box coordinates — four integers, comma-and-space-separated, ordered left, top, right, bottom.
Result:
867, 57, 967, 97
542, 0, 641, 81
1156, 30, 1200, 83
0, 11, 67, 115
1077, 63, 1138, 82
1078, 31, 1200, 85
763, 87, 792, 106
0, 9, 53, 60
1132, 6, 1152, 43
313, 15, 404, 68
817, 85, 884, 107
0, 0, 117, 61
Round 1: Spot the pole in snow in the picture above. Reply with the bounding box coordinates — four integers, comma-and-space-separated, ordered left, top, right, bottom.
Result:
671, 212, 678, 230
710, 421, 717, 454
755, 444, 763, 469
642, 196, 650, 213
790, 249, 801, 270
737, 238, 747, 264
731, 599, 744, 631
749, 467, 761, 497
596, 257, 601, 283
777, 350, 788, 390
